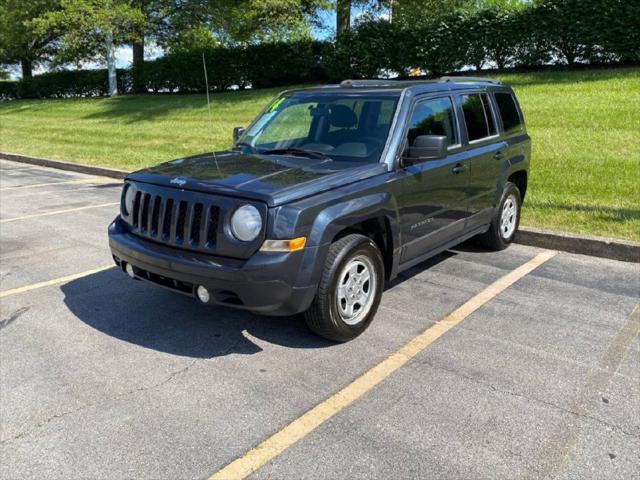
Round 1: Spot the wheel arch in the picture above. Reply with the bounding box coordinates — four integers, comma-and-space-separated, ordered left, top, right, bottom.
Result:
302, 193, 400, 285
508, 170, 528, 201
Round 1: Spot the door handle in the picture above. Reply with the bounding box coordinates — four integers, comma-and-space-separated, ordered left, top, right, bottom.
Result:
451, 163, 467, 174
494, 151, 505, 160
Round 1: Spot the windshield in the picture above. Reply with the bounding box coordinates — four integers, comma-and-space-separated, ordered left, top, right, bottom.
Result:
238, 92, 400, 164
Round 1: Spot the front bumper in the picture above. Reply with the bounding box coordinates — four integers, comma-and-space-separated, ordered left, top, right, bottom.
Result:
108, 217, 317, 316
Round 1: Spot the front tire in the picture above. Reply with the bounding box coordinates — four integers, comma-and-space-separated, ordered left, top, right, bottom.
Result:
479, 182, 522, 250
304, 234, 384, 342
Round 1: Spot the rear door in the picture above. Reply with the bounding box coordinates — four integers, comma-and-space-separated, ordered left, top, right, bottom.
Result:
457, 91, 507, 230
397, 95, 470, 264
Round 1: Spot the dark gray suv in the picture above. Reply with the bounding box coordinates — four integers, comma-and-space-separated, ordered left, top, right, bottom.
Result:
109, 77, 530, 341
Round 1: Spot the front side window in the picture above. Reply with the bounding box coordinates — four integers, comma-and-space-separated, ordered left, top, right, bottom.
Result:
241, 93, 400, 164
406, 97, 459, 147
495, 92, 523, 134
461, 93, 497, 142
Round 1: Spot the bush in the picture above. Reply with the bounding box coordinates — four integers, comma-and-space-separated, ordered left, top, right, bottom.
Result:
0, 81, 19, 100
8, 69, 131, 99
133, 41, 331, 93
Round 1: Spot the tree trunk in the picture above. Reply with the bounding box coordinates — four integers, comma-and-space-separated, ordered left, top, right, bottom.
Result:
21, 59, 33, 80
132, 35, 145, 93
336, 0, 351, 39
106, 30, 118, 97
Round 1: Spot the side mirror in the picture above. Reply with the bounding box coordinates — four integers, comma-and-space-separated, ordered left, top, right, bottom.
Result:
403, 135, 448, 164
233, 126, 246, 143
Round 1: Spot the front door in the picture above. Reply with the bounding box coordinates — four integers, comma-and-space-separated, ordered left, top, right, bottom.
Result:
398, 96, 470, 264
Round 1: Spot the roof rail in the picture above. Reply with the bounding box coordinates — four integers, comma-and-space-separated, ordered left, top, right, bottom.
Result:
439, 76, 502, 85
339, 79, 400, 87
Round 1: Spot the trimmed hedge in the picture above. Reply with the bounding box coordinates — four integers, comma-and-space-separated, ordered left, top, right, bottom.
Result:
331, 0, 640, 78
133, 41, 330, 93
4, 0, 639, 99
1, 69, 131, 99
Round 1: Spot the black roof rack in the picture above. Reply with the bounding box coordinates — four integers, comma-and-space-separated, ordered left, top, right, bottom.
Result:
438, 76, 501, 85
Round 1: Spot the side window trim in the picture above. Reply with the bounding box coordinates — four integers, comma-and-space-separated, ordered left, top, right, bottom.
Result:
404, 94, 463, 152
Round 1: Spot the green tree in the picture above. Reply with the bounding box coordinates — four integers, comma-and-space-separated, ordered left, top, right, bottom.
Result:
33, 0, 145, 95
388, 0, 477, 27
0, 0, 61, 79
336, 0, 351, 38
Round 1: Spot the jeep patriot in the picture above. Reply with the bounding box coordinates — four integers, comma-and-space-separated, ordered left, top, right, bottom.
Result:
109, 77, 530, 341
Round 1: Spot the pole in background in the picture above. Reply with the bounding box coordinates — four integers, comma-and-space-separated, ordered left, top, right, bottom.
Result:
106, 30, 117, 97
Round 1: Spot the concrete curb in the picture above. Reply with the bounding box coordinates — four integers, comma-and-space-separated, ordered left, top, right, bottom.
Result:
2, 151, 638, 263
0, 152, 128, 180
516, 227, 639, 263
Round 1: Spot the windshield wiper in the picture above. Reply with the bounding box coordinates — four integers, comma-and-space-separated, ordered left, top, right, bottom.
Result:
261, 147, 330, 160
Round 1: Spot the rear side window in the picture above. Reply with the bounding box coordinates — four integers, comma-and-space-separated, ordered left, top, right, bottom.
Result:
495, 93, 523, 134
461, 93, 497, 142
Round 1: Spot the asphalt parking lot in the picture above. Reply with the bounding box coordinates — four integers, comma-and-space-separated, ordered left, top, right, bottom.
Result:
1, 158, 638, 480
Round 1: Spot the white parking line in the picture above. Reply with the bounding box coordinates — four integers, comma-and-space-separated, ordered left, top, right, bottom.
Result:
0, 265, 114, 298
0, 178, 111, 191
0, 202, 119, 223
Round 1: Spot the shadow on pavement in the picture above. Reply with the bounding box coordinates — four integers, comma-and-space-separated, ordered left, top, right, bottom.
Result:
61, 249, 460, 358
61, 268, 334, 359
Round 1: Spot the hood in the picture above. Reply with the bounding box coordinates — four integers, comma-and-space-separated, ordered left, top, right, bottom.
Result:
127, 151, 388, 207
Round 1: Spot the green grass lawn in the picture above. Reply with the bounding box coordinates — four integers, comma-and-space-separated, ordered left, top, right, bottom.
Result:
1, 68, 639, 241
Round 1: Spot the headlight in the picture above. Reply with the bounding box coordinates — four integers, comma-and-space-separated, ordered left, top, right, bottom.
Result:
123, 183, 136, 216
230, 205, 262, 241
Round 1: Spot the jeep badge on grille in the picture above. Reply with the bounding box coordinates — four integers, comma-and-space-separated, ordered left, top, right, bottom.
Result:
170, 177, 187, 186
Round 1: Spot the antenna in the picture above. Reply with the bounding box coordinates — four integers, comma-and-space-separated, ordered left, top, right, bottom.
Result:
202, 53, 221, 174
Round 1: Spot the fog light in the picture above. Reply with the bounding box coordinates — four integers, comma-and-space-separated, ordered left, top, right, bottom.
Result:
196, 285, 211, 303
125, 263, 135, 278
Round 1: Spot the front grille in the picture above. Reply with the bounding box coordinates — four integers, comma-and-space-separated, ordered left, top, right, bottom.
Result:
129, 189, 220, 252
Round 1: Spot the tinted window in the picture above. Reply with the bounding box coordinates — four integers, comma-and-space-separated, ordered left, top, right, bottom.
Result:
495, 93, 523, 134
407, 97, 458, 147
461, 93, 496, 142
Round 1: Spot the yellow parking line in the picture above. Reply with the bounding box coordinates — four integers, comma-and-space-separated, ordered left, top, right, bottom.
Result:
0, 178, 111, 191
210, 249, 558, 480
0, 265, 114, 298
0, 202, 119, 223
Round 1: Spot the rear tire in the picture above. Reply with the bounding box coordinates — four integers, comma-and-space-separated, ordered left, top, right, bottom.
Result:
479, 182, 521, 251
304, 234, 384, 342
